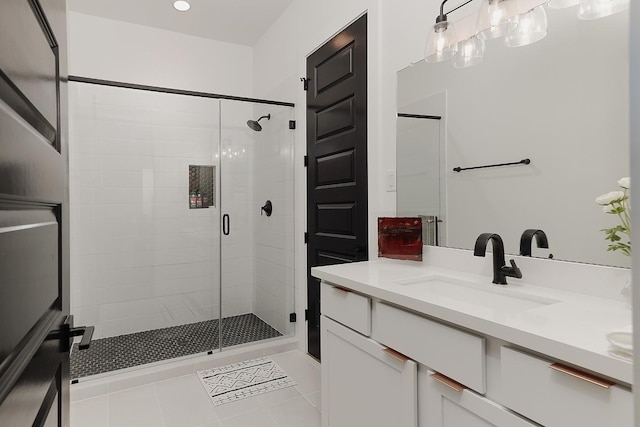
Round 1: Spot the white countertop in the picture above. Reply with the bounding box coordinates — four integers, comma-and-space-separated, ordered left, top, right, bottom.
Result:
311, 259, 633, 385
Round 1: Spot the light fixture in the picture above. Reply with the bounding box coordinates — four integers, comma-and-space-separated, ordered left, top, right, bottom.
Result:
453, 36, 485, 68
476, 0, 518, 40
505, 6, 548, 47
425, 0, 458, 63
547, 0, 579, 9
422, 0, 623, 70
173, 0, 191, 12
578, 0, 629, 19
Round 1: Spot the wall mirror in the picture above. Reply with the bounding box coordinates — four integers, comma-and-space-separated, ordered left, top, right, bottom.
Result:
396, 5, 629, 267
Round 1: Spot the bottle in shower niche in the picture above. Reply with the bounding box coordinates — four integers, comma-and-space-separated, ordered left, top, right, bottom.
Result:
190, 191, 197, 209
196, 190, 203, 208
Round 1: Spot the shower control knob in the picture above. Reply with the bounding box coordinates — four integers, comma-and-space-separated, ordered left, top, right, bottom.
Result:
261, 200, 273, 217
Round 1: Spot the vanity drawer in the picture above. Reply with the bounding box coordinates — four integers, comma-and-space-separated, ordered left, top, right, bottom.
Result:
321, 282, 371, 336
373, 302, 486, 393
500, 346, 632, 427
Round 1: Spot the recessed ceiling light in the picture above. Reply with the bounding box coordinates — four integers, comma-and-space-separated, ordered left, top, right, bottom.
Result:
173, 1, 191, 12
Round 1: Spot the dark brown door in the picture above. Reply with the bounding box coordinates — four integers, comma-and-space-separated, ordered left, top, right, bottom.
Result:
306, 15, 368, 360
0, 0, 73, 426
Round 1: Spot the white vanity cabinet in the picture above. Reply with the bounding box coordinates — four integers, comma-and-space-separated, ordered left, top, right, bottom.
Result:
419, 368, 537, 427
319, 278, 633, 427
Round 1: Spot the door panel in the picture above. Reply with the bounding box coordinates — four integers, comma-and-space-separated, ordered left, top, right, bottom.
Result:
0, 0, 58, 144
316, 97, 355, 137
316, 203, 356, 237
307, 15, 368, 360
315, 150, 356, 186
0, 211, 59, 360
0, 339, 61, 427
315, 44, 354, 93
0, 99, 64, 201
0, 0, 69, 425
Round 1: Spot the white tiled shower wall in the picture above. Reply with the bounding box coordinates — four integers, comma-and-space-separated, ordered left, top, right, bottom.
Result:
69, 83, 295, 339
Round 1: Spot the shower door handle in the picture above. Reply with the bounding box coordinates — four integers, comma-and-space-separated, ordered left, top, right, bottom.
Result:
223, 214, 230, 235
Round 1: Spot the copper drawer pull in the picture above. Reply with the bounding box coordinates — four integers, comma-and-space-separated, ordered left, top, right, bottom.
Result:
549, 363, 615, 389
383, 347, 409, 362
430, 372, 466, 392
332, 286, 351, 294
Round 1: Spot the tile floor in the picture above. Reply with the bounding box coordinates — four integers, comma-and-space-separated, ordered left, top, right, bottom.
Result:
70, 350, 321, 427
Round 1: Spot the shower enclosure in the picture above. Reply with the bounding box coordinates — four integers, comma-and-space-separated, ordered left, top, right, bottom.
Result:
67, 81, 295, 380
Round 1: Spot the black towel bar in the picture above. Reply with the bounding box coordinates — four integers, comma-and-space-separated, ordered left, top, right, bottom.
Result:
453, 158, 530, 173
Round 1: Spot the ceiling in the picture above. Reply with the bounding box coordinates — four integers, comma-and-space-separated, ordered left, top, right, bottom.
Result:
67, 0, 295, 46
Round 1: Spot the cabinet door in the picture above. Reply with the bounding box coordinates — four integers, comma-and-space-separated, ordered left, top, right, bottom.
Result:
321, 316, 417, 427
420, 369, 537, 427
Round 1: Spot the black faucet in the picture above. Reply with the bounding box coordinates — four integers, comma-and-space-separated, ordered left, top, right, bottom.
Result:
519, 229, 549, 257
474, 233, 522, 285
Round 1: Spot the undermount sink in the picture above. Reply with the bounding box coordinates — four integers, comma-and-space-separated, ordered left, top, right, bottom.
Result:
393, 275, 560, 315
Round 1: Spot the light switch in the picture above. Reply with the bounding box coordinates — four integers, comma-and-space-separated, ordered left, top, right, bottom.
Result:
386, 170, 396, 192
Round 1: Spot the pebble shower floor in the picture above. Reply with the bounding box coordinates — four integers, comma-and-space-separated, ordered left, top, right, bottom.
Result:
70, 314, 282, 380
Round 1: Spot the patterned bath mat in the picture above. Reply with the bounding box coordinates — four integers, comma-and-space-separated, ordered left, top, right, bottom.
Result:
197, 357, 296, 406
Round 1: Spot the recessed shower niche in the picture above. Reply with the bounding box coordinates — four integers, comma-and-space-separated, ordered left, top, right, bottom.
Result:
68, 82, 295, 380
189, 165, 215, 208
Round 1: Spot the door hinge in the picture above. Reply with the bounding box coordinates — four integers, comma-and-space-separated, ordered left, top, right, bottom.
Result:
305, 309, 309, 321
289, 120, 296, 130
300, 77, 309, 91
289, 313, 297, 323
304, 155, 308, 167
304, 232, 309, 244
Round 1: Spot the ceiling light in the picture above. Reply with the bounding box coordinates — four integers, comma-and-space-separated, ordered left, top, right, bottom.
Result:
173, 1, 191, 12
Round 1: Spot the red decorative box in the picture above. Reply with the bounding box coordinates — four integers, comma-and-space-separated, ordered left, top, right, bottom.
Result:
378, 217, 423, 261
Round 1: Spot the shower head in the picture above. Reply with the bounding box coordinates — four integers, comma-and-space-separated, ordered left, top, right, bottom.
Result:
246, 114, 271, 132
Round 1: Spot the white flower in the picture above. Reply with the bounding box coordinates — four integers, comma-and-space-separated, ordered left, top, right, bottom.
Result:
596, 191, 625, 205
618, 177, 630, 189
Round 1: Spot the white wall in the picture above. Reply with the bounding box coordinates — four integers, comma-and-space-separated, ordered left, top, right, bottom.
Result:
68, 12, 253, 97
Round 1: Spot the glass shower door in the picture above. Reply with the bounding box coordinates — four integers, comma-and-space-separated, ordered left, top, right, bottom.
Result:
68, 83, 223, 378
218, 99, 295, 349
